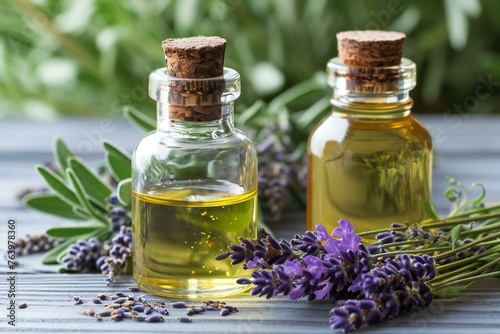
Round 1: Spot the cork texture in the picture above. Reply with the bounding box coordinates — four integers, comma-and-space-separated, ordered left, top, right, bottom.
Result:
337, 30, 405, 67
162, 36, 226, 78
160, 36, 227, 121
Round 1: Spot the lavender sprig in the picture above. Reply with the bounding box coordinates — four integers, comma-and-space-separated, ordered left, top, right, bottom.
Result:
221, 211, 500, 332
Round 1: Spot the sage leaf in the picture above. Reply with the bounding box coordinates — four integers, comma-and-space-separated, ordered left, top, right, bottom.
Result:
66, 169, 108, 224
123, 105, 155, 132
53, 137, 75, 179
23, 193, 85, 220
103, 140, 132, 182
46, 224, 103, 238
117, 178, 132, 207
451, 224, 462, 250
35, 164, 80, 206
68, 157, 112, 203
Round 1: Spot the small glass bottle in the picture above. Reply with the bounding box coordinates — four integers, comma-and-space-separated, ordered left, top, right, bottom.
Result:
307, 31, 432, 237
132, 37, 258, 298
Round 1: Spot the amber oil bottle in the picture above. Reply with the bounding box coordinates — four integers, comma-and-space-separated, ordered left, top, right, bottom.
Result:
132, 37, 258, 298
307, 31, 433, 237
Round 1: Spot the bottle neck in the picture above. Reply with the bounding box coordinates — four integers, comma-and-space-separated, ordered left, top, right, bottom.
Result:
157, 102, 235, 140
327, 57, 416, 119
331, 90, 413, 119
149, 67, 241, 139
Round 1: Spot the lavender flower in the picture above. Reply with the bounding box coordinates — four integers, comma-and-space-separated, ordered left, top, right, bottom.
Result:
61, 237, 103, 271
330, 299, 381, 332
107, 193, 131, 232
97, 226, 132, 285
217, 234, 295, 269
330, 281, 434, 332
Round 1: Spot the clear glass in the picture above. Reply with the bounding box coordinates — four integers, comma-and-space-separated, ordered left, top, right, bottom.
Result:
307, 57, 432, 239
132, 67, 258, 298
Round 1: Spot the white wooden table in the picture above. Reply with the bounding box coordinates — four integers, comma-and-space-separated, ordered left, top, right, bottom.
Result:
1, 115, 500, 333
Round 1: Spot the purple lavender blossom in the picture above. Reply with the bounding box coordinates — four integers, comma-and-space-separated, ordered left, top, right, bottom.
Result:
330, 299, 381, 332
217, 234, 296, 269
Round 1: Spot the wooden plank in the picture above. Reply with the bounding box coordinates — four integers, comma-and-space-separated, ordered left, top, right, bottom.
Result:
0, 274, 499, 333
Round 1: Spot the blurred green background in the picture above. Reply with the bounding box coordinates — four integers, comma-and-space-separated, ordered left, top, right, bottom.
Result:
2, 0, 500, 122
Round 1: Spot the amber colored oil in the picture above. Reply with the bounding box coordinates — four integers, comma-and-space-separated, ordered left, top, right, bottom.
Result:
132, 182, 257, 298
307, 112, 432, 239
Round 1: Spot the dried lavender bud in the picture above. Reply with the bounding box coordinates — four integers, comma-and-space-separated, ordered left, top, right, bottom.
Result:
92, 298, 102, 304
131, 305, 144, 312
224, 305, 238, 312
185, 308, 195, 316
96, 294, 108, 301
220, 308, 230, 316
134, 315, 147, 322
171, 301, 187, 308
113, 297, 127, 304
128, 287, 141, 292
97, 309, 112, 317
146, 315, 164, 323
18, 303, 27, 309
111, 313, 123, 321
177, 316, 192, 323
143, 306, 153, 315
155, 307, 168, 315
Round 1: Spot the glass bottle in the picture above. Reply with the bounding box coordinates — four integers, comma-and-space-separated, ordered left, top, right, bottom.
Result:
307, 57, 433, 237
132, 66, 258, 298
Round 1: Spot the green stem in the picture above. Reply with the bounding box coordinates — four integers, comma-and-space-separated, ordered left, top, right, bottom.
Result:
376, 246, 450, 258
372, 239, 423, 248
360, 211, 500, 238
434, 231, 500, 261
435, 262, 478, 282
433, 269, 500, 291
432, 257, 500, 287
359, 226, 407, 237
460, 219, 500, 237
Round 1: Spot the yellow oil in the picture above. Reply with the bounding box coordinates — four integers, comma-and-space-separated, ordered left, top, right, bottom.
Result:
132, 182, 257, 298
307, 113, 432, 239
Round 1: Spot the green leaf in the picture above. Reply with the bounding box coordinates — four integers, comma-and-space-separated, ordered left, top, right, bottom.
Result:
451, 224, 462, 250
73, 206, 90, 219
294, 97, 330, 130
123, 105, 156, 132
53, 137, 75, 179
103, 140, 132, 182
46, 224, 103, 238
235, 99, 265, 126
66, 169, 108, 224
23, 193, 85, 220
117, 178, 132, 206
35, 164, 80, 206
470, 181, 486, 206
42, 236, 80, 264
68, 157, 112, 203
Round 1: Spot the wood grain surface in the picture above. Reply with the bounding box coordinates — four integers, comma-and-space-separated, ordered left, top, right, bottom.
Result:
1, 115, 500, 333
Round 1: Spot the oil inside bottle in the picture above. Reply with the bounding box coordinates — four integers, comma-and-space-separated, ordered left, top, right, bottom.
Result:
307, 113, 432, 239
132, 180, 257, 298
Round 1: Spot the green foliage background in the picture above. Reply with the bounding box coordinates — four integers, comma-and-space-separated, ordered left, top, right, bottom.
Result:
1, 0, 500, 121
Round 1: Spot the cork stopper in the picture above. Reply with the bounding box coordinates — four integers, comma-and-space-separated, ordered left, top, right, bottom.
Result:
162, 36, 226, 78
160, 36, 227, 121
336, 30, 405, 67
334, 30, 407, 93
